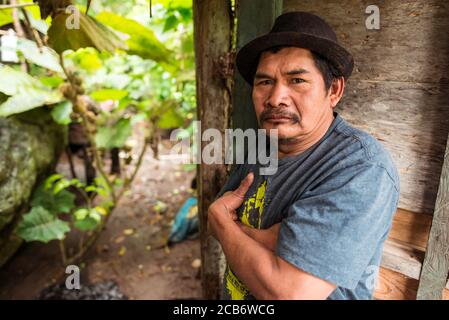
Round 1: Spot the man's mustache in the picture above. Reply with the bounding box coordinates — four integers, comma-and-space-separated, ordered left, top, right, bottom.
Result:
259, 109, 301, 124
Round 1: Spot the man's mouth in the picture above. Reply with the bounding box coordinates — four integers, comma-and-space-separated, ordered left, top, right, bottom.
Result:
260, 111, 300, 124
265, 115, 292, 123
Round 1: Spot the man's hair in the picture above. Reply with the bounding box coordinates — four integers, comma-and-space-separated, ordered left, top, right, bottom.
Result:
261, 46, 343, 92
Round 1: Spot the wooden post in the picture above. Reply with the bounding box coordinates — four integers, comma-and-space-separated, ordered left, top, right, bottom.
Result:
232, 0, 283, 131
193, 0, 233, 299
417, 134, 449, 299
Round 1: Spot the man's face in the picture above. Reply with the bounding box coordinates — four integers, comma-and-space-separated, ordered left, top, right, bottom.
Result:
252, 47, 335, 143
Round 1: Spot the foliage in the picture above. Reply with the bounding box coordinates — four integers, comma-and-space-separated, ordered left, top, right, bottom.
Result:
15, 173, 113, 260
1, 0, 196, 265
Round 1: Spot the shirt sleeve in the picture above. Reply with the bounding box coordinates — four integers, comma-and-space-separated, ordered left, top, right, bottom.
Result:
275, 163, 399, 289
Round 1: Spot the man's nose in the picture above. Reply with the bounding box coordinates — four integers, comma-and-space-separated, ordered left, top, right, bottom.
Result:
266, 82, 289, 108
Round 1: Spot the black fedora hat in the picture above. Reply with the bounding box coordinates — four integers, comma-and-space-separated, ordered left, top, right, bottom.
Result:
236, 11, 354, 85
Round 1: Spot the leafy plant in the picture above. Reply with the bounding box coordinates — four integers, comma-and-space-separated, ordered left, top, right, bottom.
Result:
15, 173, 113, 264
1, 0, 196, 266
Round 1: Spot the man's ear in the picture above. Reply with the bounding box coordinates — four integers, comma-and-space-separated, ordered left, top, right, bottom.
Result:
329, 77, 345, 108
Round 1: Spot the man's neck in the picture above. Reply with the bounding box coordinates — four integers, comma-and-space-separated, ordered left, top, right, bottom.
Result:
278, 113, 335, 159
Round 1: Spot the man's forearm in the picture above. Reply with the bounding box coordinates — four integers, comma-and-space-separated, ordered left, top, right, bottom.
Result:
216, 220, 284, 299
237, 223, 279, 252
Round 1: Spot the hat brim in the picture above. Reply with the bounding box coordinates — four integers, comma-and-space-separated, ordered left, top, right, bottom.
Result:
236, 31, 354, 85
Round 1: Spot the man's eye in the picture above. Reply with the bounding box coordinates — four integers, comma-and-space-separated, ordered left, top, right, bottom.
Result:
258, 80, 272, 85
291, 78, 305, 84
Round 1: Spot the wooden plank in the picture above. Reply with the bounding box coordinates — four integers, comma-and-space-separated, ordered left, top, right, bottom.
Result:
417, 133, 449, 300
375, 267, 449, 300
381, 239, 449, 289
375, 267, 420, 300
193, 0, 233, 299
388, 208, 432, 251
232, 0, 283, 131
381, 239, 424, 280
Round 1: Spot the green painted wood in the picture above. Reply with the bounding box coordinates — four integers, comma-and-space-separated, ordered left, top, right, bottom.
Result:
417, 134, 449, 299
232, 0, 283, 131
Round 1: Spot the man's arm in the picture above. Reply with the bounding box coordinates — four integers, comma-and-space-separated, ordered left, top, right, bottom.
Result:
237, 222, 280, 252
208, 173, 336, 300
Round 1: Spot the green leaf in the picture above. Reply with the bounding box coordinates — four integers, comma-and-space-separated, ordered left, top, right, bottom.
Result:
16, 38, 63, 73
0, 65, 43, 96
157, 107, 184, 129
74, 208, 89, 220
95, 11, 171, 62
74, 216, 98, 231
154, 0, 192, 8
51, 100, 73, 125
31, 185, 76, 215
90, 89, 128, 102
93, 176, 111, 197
95, 118, 132, 149
48, 12, 126, 54
0, 87, 63, 117
44, 174, 64, 190
16, 206, 70, 243
73, 208, 101, 231
177, 7, 192, 21
84, 185, 98, 193
0, 92, 8, 104
0, 9, 13, 27
66, 47, 102, 72
40, 76, 64, 88
0, 65, 63, 117
163, 15, 179, 32
53, 179, 72, 194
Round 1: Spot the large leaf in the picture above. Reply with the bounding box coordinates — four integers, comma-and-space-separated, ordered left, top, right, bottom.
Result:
0, 65, 63, 116
0, 86, 62, 117
95, 118, 132, 149
31, 185, 76, 215
15, 206, 70, 243
16, 38, 63, 73
95, 11, 171, 62
0, 65, 42, 96
47, 12, 126, 54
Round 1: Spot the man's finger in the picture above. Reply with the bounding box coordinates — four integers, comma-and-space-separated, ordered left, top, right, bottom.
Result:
232, 172, 254, 199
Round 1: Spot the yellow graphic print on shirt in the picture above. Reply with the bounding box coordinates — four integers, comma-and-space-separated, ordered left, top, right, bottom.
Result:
225, 179, 267, 300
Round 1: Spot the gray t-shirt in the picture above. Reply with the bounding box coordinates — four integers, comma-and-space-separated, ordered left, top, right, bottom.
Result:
219, 113, 400, 300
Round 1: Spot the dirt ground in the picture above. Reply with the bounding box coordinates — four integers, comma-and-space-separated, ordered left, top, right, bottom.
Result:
0, 140, 203, 300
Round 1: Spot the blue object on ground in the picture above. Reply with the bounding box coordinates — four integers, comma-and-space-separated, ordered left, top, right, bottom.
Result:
168, 196, 198, 244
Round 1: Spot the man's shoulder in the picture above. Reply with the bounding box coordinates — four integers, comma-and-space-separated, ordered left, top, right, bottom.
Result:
332, 118, 399, 189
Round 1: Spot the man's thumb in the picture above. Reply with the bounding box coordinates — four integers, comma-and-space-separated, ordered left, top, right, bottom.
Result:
233, 172, 254, 199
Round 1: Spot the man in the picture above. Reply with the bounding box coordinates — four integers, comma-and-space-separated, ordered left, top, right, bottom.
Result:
208, 12, 399, 300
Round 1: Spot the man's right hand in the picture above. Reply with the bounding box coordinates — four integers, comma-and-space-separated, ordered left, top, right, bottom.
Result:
236, 222, 281, 252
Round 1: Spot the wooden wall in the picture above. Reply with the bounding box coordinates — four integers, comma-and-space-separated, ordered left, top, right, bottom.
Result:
282, 0, 449, 299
